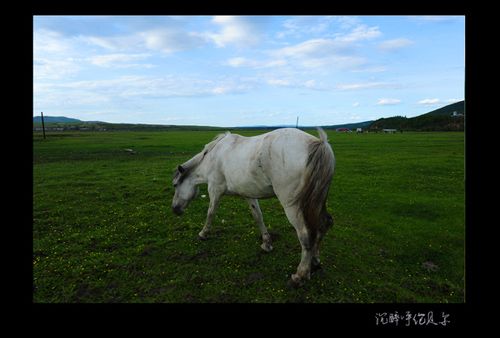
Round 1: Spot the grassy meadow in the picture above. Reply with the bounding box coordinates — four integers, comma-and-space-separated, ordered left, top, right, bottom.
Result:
33, 130, 465, 303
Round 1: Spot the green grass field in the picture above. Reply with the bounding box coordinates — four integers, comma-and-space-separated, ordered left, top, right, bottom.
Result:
33, 130, 465, 303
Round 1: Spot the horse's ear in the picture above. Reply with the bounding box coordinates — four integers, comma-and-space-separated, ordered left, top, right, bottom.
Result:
178, 165, 185, 173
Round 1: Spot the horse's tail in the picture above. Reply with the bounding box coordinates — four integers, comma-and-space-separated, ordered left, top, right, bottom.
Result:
293, 127, 335, 246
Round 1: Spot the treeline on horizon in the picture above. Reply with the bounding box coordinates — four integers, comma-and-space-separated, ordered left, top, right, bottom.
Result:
368, 114, 464, 132
33, 100, 465, 132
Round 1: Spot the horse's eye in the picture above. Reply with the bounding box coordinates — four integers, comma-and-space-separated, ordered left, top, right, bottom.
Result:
173, 183, 178, 188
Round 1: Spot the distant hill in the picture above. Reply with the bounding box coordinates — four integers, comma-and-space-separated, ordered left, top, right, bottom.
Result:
419, 100, 465, 118
234, 125, 296, 130
33, 116, 226, 132
236, 121, 375, 130
33, 102, 464, 132
323, 120, 374, 130
368, 100, 464, 132
33, 116, 83, 123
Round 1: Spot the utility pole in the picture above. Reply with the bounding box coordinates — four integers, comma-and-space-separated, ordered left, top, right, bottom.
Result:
296, 116, 299, 129
41, 111, 46, 140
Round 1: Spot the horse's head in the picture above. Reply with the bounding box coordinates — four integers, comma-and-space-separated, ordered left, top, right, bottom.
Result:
172, 165, 198, 215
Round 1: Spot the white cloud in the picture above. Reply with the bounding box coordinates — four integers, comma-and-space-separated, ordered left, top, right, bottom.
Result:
269, 21, 381, 70
34, 57, 81, 80
377, 98, 401, 105
34, 30, 152, 81
417, 98, 441, 105
34, 29, 84, 80
271, 38, 366, 69
410, 16, 463, 23
209, 80, 258, 95
334, 16, 362, 30
417, 16, 451, 22
79, 34, 142, 51
273, 39, 343, 58
35, 74, 259, 112
261, 59, 287, 68
304, 79, 316, 88
267, 79, 290, 86
226, 56, 287, 69
352, 102, 360, 107
277, 16, 337, 39
227, 57, 250, 67
34, 80, 111, 109
335, 24, 381, 42
206, 16, 263, 48
417, 98, 462, 106
264, 77, 324, 90
34, 29, 71, 54
140, 29, 205, 54
81, 28, 205, 54
336, 82, 393, 90
378, 38, 414, 51
212, 86, 229, 94
88, 53, 153, 68
351, 66, 388, 73
309, 55, 366, 68
276, 16, 364, 40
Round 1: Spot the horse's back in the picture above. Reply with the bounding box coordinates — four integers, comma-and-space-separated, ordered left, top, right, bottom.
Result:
221, 128, 313, 173
213, 128, 317, 201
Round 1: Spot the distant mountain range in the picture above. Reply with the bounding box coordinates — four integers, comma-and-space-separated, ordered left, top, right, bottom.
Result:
33, 100, 464, 132
419, 100, 464, 117
323, 120, 375, 130
33, 116, 83, 123
368, 100, 464, 132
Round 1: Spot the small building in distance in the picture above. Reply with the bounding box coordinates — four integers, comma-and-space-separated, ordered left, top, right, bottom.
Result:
383, 128, 397, 133
336, 127, 351, 132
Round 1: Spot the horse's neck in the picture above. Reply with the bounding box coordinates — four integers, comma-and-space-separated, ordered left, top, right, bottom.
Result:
190, 153, 210, 185
187, 134, 226, 185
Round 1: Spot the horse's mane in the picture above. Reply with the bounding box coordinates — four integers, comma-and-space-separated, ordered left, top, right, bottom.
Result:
202, 132, 230, 155
177, 131, 230, 175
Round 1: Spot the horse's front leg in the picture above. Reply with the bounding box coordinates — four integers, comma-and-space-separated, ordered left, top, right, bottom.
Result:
198, 187, 222, 240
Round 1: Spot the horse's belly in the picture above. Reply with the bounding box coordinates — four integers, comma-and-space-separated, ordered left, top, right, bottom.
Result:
225, 176, 275, 199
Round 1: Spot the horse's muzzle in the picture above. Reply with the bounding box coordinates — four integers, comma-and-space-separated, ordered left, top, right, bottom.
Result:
172, 205, 183, 215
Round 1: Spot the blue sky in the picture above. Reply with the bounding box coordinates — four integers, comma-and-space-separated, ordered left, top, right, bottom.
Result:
34, 15, 464, 127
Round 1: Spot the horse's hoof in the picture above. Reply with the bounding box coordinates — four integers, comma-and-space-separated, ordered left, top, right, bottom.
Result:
198, 234, 208, 241
311, 262, 323, 274
287, 278, 301, 289
260, 243, 273, 252
287, 274, 304, 289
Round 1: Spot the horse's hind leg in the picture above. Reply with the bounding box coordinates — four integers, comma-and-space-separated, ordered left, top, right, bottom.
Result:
283, 205, 313, 287
312, 211, 333, 273
247, 199, 273, 252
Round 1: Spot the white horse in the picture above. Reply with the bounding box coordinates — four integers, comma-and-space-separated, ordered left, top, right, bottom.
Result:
171, 128, 335, 286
